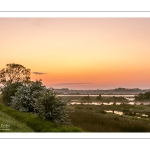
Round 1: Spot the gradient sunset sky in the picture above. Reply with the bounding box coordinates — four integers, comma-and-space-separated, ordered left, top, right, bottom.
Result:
0, 18, 150, 90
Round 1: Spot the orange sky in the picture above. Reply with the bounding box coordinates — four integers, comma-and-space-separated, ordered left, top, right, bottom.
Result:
0, 18, 150, 89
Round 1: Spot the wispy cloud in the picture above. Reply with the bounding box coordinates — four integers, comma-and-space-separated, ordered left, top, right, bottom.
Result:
32, 72, 47, 75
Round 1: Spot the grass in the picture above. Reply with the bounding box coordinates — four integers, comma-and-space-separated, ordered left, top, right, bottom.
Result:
1, 93, 150, 132
68, 109, 150, 132
134, 98, 150, 102
68, 103, 150, 115
0, 111, 33, 132
67, 104, 150, 132
0, 103, 83, 132
66, 95, 150, 132
63, 95, 128, 103
0, 95, 3, 103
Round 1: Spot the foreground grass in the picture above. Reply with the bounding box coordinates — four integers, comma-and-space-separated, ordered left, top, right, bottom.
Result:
67, 104, 150, 132
69, 110, 150, 132
0, 111, 33, 132
0, 104, 83, 132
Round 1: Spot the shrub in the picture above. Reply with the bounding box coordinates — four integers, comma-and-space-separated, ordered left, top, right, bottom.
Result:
82, 95, 90, 100
135, 91, 150, 100
1, 82, 23, 106
11, 85, 34, 112
10, 80, 70, 125
0, 104, 82, 132
11, 80, 45, 112
96, 94, 101, 100
34, 89, 71, 125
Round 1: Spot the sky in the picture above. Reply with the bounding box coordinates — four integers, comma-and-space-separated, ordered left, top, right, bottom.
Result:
0, 18, 150, 90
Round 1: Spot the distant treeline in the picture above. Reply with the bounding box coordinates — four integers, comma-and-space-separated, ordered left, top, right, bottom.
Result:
135, 91, 150, 100
54, 87, 150, 95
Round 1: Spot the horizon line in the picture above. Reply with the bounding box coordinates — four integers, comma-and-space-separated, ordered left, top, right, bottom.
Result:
48, 87, 150, 90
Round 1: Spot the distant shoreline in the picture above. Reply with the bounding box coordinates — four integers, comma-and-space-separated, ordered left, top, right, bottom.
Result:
54, 87, 150, 95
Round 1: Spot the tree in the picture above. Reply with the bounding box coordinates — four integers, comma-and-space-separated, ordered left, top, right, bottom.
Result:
0, 63, 30, 86
135, 91, 150, 100
10, 81, 71, 125
34, 88, 70, 125
10, 80, 45, 112
2, 82, 23, 106
0, 63, 71, 125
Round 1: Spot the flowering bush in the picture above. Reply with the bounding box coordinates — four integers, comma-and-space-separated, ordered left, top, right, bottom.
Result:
10, 80, 70, 125
11, 80, 45, 112
34, 89, 70, 125
0, 63, 71, 125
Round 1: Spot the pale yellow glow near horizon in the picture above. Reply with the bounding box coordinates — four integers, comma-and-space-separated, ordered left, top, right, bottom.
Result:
0, 18, 150, 89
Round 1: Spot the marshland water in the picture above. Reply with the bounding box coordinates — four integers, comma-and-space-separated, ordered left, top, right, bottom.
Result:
58, 94, 150, 132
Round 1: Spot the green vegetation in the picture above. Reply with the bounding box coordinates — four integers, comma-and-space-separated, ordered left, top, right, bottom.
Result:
34, 89, 70, 125
10, 80, 45, 112
0, 110, 33, 132
0, 63, 83, 132
2, 82, 23, 106
63, 95, 127, 103
96, 94, 101, 100
135, 91, 150, 101
0, 104, 82, 132
0, 95, 3, 103
68, 110, 150, 132
67, 103, 150, 118
1, 63, 150, 132
82, 95, 90, 100
0, 63, 72, 125
67, 104, 150, 132
0, 63, 30, 86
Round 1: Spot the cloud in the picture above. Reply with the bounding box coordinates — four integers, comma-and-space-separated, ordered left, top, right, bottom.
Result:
32, 72, 47, 75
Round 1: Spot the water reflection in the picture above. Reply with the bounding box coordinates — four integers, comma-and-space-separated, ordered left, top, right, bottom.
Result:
68, 101, 150, 105
104, 110, 123, 115
68, 95, 150, 118
141, 114, 148, 117
104, 110, 148, 118
116, 102, 121, 105
102, 102, 113, 105
125, 97, 135, 101
114, 111, 123, 115
105, 110, 113, 113
127, 102, 135, 105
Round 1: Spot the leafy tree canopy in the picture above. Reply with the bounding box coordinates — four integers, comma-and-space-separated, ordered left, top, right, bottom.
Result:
0, 63, 30, 86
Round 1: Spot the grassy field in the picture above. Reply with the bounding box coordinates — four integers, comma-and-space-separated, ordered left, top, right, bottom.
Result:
63, 95, 128, 103
67, 101, 150, 132
0, 103, 82, 132
0, 110, 33, 132
1, 93, 150, 132
68, 109, 150, 132
0, 93, 83, 132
